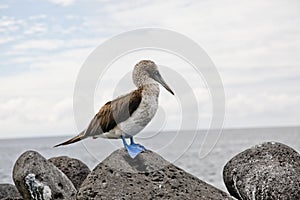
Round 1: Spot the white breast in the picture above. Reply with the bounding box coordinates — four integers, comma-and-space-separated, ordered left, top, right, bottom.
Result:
118, 84, 159, 137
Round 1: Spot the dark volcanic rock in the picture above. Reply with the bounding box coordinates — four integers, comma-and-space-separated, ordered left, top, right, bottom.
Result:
223, 142, 300, 200
13, 150, 77, 200
49, 156, 90, 189
0, 184, 22, 199
77, 148, 233, 200
0, 198, 23, 200
0, 197, 23, 200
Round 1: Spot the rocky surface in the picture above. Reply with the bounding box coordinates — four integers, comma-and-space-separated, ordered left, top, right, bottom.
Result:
13, 150, 77, 200
0, 184, 22, 199
0, 198, 23, 200
77, 148, 233, 200
49, 156, 90, 189
223, 142, 300, 200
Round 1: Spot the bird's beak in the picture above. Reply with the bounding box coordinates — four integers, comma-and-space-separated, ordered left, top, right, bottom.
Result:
151, 71, 174, 95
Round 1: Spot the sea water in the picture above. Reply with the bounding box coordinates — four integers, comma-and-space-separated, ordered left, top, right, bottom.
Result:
0, 126, 299, 192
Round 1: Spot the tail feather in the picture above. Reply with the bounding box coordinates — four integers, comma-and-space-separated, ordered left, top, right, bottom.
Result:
54, 132, 85, 147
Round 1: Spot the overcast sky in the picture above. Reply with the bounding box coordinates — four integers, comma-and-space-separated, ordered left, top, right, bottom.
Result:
0, 0, 300, 139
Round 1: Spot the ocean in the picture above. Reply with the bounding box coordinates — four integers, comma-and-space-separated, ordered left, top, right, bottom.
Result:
0, 126, 299, 192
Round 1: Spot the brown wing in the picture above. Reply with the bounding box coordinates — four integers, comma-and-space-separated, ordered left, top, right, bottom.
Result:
84, 87, 143, 137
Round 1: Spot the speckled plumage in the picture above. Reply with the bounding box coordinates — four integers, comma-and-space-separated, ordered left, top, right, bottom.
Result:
54, 60, 174, 147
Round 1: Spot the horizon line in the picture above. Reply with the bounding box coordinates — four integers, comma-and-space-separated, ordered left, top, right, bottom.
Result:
0, 124, 299, 140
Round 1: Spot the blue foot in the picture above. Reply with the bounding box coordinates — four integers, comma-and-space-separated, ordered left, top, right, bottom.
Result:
122, 135, 146, 158
126, 144, 145, 158
130, 137, 147, 150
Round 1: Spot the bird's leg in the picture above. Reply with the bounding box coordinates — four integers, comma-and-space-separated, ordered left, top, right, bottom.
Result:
130, 136, 146, 150
121, 135, 129, 148
130, 136, 135, 145
121, 135, 146, 159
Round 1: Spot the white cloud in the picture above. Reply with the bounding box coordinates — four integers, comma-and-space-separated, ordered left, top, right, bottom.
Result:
226, 93, 300, 127
28, 15, 47, 20
8, 37, 103, 54
0, 36, 15, 44
47, 0, 74, 6
0, 16, 24, 33
0, 97, 76, 138
0, 3, 9, 10
24, 23, 48, 35
12, 39, 65, 51
96, 0, 300, 69
0, 46, 91, 138
0, 15, 48, 39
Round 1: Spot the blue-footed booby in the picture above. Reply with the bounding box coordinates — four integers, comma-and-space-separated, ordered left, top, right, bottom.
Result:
54, 60, 174, 158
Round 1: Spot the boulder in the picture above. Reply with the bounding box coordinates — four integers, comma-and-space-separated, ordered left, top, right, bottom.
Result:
49, 156, 90, 189
0, 198, 23, 200
223, 142, 300, 200
13, 150, 77, 200
77, 148, 233, 200
0, 184, 22, 199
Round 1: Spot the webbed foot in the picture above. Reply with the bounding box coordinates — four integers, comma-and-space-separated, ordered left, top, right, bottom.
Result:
122, 135, 146, 158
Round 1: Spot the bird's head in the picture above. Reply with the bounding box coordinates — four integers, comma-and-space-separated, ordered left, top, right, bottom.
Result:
133, 60, 174, 95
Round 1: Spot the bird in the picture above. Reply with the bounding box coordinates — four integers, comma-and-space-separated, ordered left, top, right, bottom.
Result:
54, 60, 174, 158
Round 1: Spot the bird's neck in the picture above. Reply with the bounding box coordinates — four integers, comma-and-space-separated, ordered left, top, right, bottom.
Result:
140, 83, 160, 97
